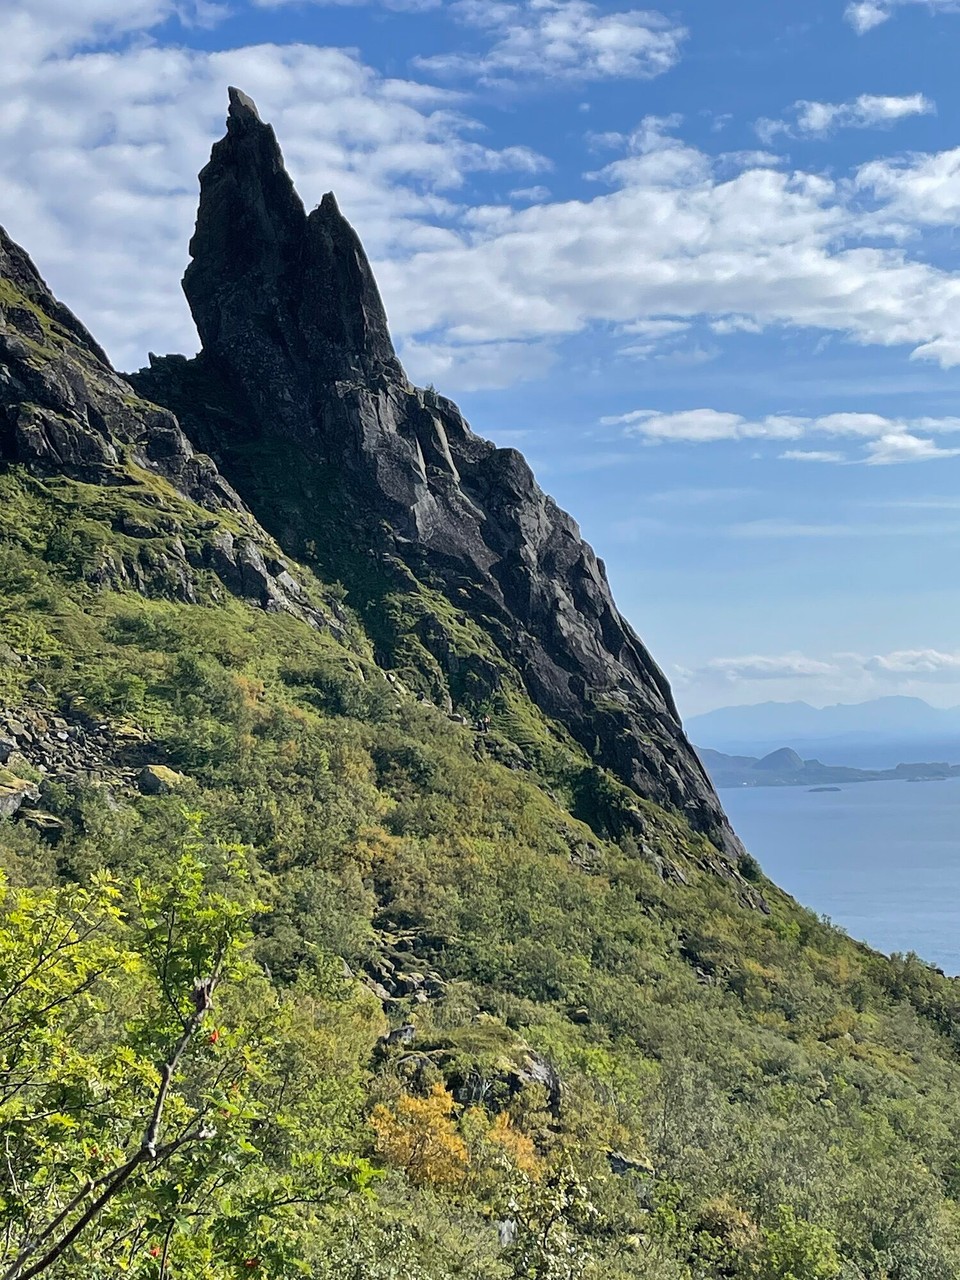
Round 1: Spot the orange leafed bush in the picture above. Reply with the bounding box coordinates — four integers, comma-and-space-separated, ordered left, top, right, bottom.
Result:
484, 1111, 542, 1180
371, 1083, 469, 1189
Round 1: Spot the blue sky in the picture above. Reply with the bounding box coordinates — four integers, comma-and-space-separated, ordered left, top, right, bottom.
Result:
8, 0, 960, 714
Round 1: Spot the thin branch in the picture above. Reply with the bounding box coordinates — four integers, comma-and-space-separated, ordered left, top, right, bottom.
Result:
4, 970, 221, 1280
8, 1126, 212, 1280
1, 1181, 94, 1280
159, 1220, 175, 1280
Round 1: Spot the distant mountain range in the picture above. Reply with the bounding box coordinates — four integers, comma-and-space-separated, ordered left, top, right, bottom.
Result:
687, 697, 960, 769
698, 744, 960, 790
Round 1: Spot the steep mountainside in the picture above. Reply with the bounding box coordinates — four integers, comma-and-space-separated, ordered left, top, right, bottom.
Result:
4, 90, 960, 1280
132, 87, 739, 862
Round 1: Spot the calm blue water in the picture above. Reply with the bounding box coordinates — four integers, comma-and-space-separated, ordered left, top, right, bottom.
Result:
721, 778, 960, 975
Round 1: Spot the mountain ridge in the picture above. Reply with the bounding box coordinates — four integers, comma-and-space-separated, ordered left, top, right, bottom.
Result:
698, 744, 960, 789
131, 86, 742, 861
686, 701, 960, 757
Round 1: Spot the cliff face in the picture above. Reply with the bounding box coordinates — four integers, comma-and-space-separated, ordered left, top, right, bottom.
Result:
131, 87, 742, 861
0, 225, 335, 629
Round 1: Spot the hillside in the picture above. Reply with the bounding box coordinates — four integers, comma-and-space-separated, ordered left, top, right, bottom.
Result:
2, 90, 960, 1280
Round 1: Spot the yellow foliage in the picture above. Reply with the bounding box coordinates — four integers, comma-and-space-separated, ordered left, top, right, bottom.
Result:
813, 950, 858, 986
822, 1008, 858, 1039
742, 957, 780, 983
485, 1111, 543, 1179
235, 674, 267, 709
354, 824, 405, 876
371, 1083, 469, 1189
696, 1195, 758, 1251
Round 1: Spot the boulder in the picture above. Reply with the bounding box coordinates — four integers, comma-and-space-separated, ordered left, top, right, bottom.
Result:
608, 1150, 654, 1177
0, 768, 40, 818
138, 764, 187, 796
18, 811, 65, 843
377, 1023, 417, 1052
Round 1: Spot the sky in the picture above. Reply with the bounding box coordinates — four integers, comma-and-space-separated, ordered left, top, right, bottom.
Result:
8, 0, 960, 715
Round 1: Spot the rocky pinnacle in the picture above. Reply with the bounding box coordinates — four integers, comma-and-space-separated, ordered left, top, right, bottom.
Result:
151, 89, 746, 862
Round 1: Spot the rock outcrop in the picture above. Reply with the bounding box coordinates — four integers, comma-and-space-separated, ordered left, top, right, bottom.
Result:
132, 88, 743, 860
0, 226, 335, 629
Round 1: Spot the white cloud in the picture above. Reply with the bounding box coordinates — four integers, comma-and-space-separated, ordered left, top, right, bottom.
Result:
753, 119, 788, 146
4, 0, 224, 65
864, 649, 960, 678
619, 318, 691, 338
615, 316, 695, 358
718, 149, 783, 169
845, 1, 896, 30
683, 647, 960, 689
709, 315, 763, 335
415, 0, 687, 83
863, 432, 960, 465
10, 6, 960, 387
846, 0, 960, 32
510, 184, 551, 203
375, 124, 960, 369
798, 92, 933, 133
780, 450, 847, 462
857, 147, 960, 225
757, 93, 933, 143
600, 410, 960, 464
604, 409, 805, 441
395, 336, 557, 390
254, 0, 440, 8
690, 654, 841, 683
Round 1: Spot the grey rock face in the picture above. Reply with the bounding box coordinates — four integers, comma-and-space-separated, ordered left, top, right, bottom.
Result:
136, 89, 743, 861
0, 773, 39, 818
0, 226, 334, 630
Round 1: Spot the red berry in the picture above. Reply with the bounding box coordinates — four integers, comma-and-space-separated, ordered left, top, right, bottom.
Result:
209, 1029, 221, 1044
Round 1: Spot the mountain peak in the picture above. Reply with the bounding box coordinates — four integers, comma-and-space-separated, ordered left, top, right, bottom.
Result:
183, 90, 397, 421
135, 90, 744, 863
227, 85, 261, 123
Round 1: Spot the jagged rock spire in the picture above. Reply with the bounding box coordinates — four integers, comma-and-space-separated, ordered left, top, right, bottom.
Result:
183, 86, 397, 420
227, 86, 261, 122
301, 191, 397, 372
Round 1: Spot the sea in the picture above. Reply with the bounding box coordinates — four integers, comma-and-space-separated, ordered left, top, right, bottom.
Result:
721, 777, 960, 976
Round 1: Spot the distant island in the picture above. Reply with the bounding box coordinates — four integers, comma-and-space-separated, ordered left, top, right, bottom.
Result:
685, 696, 960, 771
697, 744, 960, 789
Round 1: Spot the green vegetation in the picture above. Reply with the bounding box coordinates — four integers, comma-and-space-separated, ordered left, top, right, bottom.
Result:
4, 458, 960, 1279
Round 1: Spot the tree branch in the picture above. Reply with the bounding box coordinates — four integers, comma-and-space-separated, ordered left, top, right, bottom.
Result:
3, 971, 221, 1280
